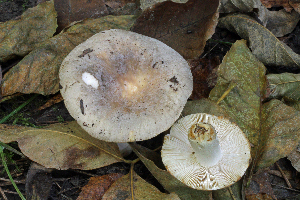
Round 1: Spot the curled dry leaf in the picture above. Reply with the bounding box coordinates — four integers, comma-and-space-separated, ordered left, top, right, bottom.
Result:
219, 14, 300, 69
131, 0, 219, 59
102, 170, 181, 200
77, 173, 124, 200
209, 40, 300, 169
0, 15, 136, 96
0, 0, 57, 62
267, 73, 300, 102
131, 143, 211, 200
0, 121, 123, 170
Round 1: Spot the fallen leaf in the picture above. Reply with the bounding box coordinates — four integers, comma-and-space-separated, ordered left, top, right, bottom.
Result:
188, 57, 219, 100
258, 7, 300, 37
219, 0, 300, 37
212, 180, 243, 200
219, 0, 260, 13
266, 73, 300, 102
218, 14, 300, 69
140, 0, 188, 10
290, 0, 300, 13
0, 0, 57, 62
0, 121, 124, 170
257, 99, 300, 168
0, 15, 136, 96
182, 98, 227, 117
261, 0, 293, 12
102, 168, 181, 200
131, 143, 211, 200
25, 162, 53, 200
53, 0, 136, 32
34, 93, 63, 111
131, 0, 219, 59
288, 146, 300, 172
209, 40, 300, 169
245, 170, 276, 199
77, 173, 124, 200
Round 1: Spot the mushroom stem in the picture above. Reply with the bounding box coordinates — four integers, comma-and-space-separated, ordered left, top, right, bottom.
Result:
188, 123, 222, 167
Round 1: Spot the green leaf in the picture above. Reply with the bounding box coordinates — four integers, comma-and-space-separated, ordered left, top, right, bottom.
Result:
0, 121, 124, 170
218, 14, 300, 69
209, 39, 300, 169
0, 0, 57, 62
267, 73, 300, 101
1, 15, 136, 96
209, 39, 266, 151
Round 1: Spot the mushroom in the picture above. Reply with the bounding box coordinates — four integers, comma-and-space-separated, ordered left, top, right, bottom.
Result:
161, 113, 251, 190
59, 29, 193, 143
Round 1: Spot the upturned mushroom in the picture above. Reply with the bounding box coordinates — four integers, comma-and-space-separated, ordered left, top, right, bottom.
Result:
59, 29, 193, 143
161, 113, 251, 190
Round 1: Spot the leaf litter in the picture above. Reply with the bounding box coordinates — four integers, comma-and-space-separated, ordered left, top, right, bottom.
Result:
0, 0, 57, 63
1, 0, 300, 198
1, 15, 137, 96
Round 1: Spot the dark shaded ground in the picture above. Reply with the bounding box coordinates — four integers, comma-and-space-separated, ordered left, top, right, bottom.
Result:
1, 0, 300, 200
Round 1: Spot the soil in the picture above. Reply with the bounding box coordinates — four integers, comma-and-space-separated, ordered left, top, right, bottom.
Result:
1, 1, 300, 200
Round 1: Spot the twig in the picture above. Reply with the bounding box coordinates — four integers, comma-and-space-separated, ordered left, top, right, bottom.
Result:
275, 162, 292, 188
0, 186, 8, 200
228, 186, 237, 200
271, 183, 300, 192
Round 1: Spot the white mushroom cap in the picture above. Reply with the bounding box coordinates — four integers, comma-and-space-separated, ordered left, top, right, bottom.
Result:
59, 29, 193, 142
161, 113, 251, 190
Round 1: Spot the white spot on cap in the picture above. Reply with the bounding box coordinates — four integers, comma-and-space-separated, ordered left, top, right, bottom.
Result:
82, 72, 99, 89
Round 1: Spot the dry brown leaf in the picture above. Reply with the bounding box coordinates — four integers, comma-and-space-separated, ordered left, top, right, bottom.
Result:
290, 0, 300, 13
0, 15, 136, 96
34, 93, 63, 112
188, 57, 219, 100
0, 121, 124, 170
77, 173, 124, 200
245, 170, 276, 199
261, 0, 293, 12
25, 162, 53, 200
131, 0, 219, 59
102, 171, 181, 200
0, 0, 57, 62
53, 0, 136, 32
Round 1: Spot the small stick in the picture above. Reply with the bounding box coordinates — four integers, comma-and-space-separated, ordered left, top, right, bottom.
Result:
275, 162, 292, 188
0, 186, 8, 200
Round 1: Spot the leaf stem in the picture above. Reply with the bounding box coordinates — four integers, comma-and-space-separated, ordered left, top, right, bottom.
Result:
0, 147, 26, 200
216, 82, 237, 105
